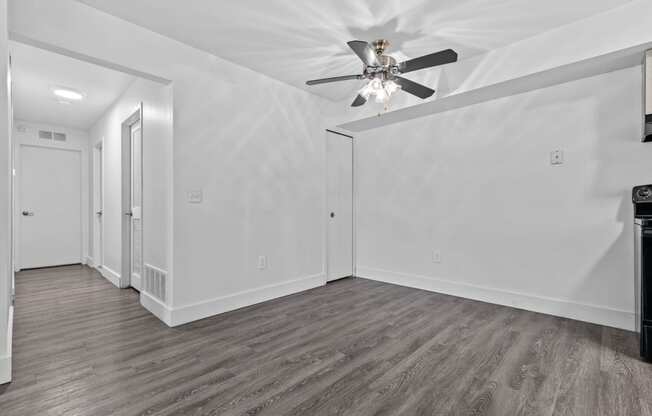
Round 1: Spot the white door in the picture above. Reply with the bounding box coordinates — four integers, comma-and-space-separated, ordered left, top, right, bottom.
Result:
326, 131, 353, 281
92, 144, 103, 267
19, 146, 81, 269
130, 122, 143, 290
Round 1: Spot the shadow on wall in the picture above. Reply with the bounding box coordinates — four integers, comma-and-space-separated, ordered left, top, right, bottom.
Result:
570, 72, 645, 327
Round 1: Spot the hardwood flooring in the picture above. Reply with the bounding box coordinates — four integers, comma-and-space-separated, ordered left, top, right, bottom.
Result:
1, 265, 651, 415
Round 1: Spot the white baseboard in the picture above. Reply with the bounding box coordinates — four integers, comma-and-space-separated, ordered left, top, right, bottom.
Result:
0, 355, 11, 385
140, 291, 173, 326
99, 266, 121, 288
167, 273, 326, 327
84, 257, 95, 268
357, 267, 635, 331
131, 274, 142, 291
0, 306, 12, 384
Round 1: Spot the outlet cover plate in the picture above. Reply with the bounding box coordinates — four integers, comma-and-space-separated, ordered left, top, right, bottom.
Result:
432, 250, 441, 263
550, 150, 564, 166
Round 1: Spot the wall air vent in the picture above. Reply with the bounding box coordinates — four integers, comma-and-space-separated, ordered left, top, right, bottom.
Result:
143, 264, 167, 303
38, 130, 52, 140
53, 132, 67, 142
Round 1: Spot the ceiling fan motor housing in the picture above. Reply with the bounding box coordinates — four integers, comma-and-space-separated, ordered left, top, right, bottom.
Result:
364, 43, 398, 80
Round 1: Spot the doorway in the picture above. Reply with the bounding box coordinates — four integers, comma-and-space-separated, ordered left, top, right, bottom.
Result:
18, 145, 82, 269
92, 141, 103, 268
121, 108, 143, 290
326, 130, 354, 282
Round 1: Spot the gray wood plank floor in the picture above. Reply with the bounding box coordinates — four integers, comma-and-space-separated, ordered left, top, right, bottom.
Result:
1, 265, 651, 415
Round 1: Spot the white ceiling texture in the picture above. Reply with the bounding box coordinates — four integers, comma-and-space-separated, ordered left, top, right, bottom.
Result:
76, 0, 631, 102
10, 40, 135, 129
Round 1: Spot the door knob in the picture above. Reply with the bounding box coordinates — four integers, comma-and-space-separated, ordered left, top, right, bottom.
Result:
22, 211, 34, 216
96, 210, 103, 216
330, 212, 335, 218
124, 211, 133, 217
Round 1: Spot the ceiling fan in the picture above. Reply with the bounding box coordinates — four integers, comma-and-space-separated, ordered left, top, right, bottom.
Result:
306, 39, 458, 107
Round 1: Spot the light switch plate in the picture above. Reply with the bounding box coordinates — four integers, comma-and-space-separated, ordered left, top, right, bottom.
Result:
187, 190, 203, 203
550, 150, 564, 166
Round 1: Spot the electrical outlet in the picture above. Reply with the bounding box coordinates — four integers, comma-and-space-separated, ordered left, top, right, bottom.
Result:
432, 250, 441, 263
257, 256, 267, 270
550, 150, 564, 166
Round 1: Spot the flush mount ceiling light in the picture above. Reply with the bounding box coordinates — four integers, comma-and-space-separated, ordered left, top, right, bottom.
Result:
51, 86, 85, 101
306, 39, 458, 109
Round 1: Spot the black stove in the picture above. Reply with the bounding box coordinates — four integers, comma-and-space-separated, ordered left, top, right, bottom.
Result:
633, 184, 652, 360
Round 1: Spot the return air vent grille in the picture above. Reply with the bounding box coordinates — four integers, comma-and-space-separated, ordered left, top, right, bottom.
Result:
143, 264, 167, 303
38, 130, 67, 142
38, 130, 52, 140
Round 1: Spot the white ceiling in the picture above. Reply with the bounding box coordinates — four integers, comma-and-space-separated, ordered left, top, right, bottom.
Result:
75, 0, 632, 102
10, 41, 136, 129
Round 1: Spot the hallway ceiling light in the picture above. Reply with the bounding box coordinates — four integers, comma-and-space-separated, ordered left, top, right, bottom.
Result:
51, 86, 85, 101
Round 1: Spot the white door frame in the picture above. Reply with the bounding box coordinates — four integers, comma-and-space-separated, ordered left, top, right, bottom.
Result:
92, 139, 104, 269
324, 129, 356, 282
120, 106, 143, 289
16, 143, 83, 269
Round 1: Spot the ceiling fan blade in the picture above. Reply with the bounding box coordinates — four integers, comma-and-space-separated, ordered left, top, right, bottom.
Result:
398, 49, 458, 74
394, 76, 435, 99
347, 40, 381, 67
306, 75, 361, 85
351, 94, 367, 107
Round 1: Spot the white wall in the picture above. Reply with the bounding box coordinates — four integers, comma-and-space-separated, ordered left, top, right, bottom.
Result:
11, 0, 650, 332
356, 66, 649, 330
12, 120, 89, 269
89, 78, 172, 287
169, 62, 327, 324
0, 0, 12, 384
646, 50, 652, 115
9, 0, 333, 326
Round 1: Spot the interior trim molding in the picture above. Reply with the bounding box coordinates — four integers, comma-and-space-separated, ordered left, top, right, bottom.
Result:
1, 305, 14, 384
84, 256, 95, 268
0, 355, 11, 385
131, 274, 142, 291
140, 291, 173, 326
99, 266, 121, 288
357, 266, 635, 331
167, 273, 326, 327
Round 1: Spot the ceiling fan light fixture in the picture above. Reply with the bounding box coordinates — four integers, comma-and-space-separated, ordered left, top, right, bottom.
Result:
384, 80, 399, 95
305, 39, 456, 108
359, 78, 400, 103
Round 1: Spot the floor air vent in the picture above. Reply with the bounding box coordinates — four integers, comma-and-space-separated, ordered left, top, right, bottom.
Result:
143, 264, 167, 303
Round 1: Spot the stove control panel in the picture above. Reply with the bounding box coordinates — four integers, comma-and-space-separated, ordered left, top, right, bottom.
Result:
633, 185, 652, 203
